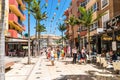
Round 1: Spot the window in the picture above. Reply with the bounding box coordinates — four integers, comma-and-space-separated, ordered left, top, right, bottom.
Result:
93, 3, 97, 12
102, 10, 109, 29
101, 0, 109, 9
90, 22, 98, 31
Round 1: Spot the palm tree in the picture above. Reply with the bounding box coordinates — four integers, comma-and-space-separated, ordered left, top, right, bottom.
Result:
65, 15, 78, 57
0, 0, 6, 79
24, 0, 33, 64
76, 6, 105, 54
58, 23, 66, 47
36, 23, 46, 49
65, 15, 78, 47
30, 0, 47, 55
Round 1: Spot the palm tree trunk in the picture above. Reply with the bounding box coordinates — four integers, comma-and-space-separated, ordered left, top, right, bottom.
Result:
62, 32, 63, 47
70, 26, 74, 57
0, 0, 7, 79
35, 20, 37, 56
88, 26, 91, 55
38, 32, 40, 55
28, 3, 31, 64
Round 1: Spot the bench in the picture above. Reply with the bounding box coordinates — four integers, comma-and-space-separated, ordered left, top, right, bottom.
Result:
5, 61, 14, 69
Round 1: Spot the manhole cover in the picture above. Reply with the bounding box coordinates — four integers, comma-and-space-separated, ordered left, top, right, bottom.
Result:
56, 70, 62, 72
36, 77, 40, 79
35, 72, 42, 74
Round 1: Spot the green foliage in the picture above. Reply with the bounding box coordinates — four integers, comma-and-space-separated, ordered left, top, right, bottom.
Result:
58, 23, 66, 33
24, 0, 33, 3
78, 6, 93, 27
65, 15, 78, 26
77, 6, 106, 27
36, 23, 46, 32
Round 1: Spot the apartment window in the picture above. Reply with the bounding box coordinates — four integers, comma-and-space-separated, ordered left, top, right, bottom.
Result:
93, 22, 98, 29
102, 10, 109, 29
86, 0, 90, 4
101, 0, 109, 9
93, 3, 97, 12
90, 21, 98, 31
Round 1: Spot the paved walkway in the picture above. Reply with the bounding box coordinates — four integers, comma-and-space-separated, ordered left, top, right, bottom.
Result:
5, 54, 119, 80
5, 56, 39, 80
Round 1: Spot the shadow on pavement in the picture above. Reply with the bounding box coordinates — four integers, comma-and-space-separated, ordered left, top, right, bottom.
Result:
87, 70, 120, 80
53, 75, 93, 80
60, 60, 73, 65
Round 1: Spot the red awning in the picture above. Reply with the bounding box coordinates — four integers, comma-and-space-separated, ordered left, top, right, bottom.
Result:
80, 30, 87, 36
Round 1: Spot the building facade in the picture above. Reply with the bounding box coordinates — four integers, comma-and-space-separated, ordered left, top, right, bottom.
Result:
5, 0, 26, 55
64, 0, 83, 49
8, 0, 26, 38
65, 0, 120, 54
31, 34, 61, 48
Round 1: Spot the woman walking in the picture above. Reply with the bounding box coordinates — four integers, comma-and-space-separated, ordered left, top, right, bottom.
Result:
50, 47, 55, 66
72, 46, 77, 64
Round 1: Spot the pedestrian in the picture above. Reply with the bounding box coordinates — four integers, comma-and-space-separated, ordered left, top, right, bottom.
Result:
80, 47, 87, 64
78, 51, 81, 63
47, 49, 51, 60
66, 45, 70, 57
64, 46, 67, 59
72, 46, 77, 64
61, 48, 65, 60
56, 46, 60, 60
50, 47, 55, 66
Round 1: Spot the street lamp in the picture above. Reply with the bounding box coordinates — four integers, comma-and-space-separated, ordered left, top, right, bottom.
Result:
77, 28, 81, 52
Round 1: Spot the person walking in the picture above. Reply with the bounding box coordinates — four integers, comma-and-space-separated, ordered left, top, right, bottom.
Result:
61, 48, 65, 60
50, 47, 55, 66
56, 46, 60, 60
72, 46, 77, 64
80, 47, 87, 64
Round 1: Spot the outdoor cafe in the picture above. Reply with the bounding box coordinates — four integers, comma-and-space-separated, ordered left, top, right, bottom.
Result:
5, 38, 33, 57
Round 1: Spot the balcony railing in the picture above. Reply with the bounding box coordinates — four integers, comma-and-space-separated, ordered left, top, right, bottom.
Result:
9, 13, 18, 22
18, 5, 24, 15
8, 29, 18, 38
9, 0, 18, 7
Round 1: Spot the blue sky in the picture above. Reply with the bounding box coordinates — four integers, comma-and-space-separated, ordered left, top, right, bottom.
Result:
23, 0, 71, 36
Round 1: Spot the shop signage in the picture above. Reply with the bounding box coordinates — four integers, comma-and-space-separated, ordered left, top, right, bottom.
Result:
112, 41, 117, 51
102, 34, 112, 41
107, 14, 120, 28
116, 35, 120, 41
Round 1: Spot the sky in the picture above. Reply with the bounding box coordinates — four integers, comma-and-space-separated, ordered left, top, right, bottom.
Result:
23, 0, 71, 36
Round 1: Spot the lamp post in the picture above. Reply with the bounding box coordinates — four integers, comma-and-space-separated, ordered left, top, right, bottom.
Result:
77, 28, 81, 52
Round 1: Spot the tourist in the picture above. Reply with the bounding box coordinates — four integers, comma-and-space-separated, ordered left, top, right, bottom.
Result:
72, 46, 77, 64
50, 47, 55, 66
56, 46, 60, 60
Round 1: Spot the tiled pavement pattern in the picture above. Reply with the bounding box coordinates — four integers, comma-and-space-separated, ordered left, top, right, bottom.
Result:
5, 54, 119, 80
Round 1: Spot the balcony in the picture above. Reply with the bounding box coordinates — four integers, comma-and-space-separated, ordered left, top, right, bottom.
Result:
8, 29, 18, 38
9, 13, 18, 22
16, 0, 26, 10
92, 11, 98, 20
86, 0, 96, 10
9, 0, 26, 21
9, 0, 18, 7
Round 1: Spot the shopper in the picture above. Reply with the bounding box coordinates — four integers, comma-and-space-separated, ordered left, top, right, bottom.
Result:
72, 46, 77, 64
